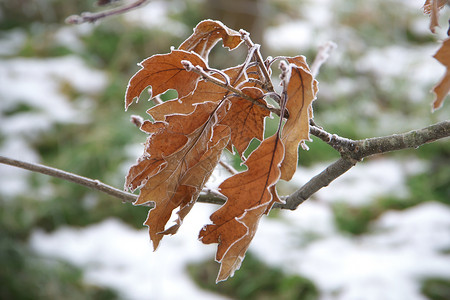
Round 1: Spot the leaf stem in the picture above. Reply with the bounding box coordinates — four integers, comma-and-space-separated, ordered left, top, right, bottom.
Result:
240, 30, 275, 92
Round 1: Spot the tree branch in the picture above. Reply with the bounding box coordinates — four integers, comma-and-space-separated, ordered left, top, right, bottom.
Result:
1, 121, 448, 211
65, 0, 149, 24
355, 120, 450, 157
0, 155, 227, 208
0, 155, 137, 203
276, 120, 450, 210
276, 157, 357, 210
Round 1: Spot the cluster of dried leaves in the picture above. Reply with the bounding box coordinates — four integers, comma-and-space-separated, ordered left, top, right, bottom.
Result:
124, 20, 317, 281
423, 0, 450, 110
124, 4, 449, 281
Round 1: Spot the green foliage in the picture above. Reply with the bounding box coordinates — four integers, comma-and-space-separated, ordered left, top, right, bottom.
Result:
187, 252, 319, 300
332, 202, 376, 235
82, 22, 182, 72
332, 161, 449, 236
298, 136, 341, 166
0, 226, 118, 300
421, 277, 450, 300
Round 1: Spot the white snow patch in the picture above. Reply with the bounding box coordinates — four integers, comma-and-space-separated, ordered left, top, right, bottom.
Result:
0, 56, 107, 197
30, 208, 231, 300
0, 29, 27, 56
251, 202, 450, 300
356, 45, 443, 94
0, 56, 106, 123
124, 0, 187, 36
54, 24, 93, 52
265, 21, 313, 51
285, 158, 425, 206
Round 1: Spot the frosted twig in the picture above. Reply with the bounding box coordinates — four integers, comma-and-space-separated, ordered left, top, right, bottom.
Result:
181, 60, 283, 116
65, 0, 150, 24
152, 95, 164, 105
1, 122, 448, 210
0, 155, 138, 203
0, 155, 221, 208
240, 30, 275, 92
279, 120, 450, 210
130, 115, 144, 128
219, 160, 238, 175
310, 41, 337, 77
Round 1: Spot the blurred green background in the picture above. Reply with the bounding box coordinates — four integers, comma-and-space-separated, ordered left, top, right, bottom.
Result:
0, 0, 449, 299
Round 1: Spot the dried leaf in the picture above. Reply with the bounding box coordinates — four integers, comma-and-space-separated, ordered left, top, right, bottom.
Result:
220, 87, 270, 155
423, 0, 447, 33
179, 19, 242, 61
280, 57, 318, 180
126, 102, 230, 249
147, 65, 246, 121
199, 133, 284, 282
432, 38, 450, 110
144, 124, 231, 248
147, 67, 269, 156
125, 50, 207, 109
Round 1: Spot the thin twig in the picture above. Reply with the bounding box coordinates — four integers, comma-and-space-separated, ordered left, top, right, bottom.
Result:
181, 60, 282, 116
310, 125, 357, 153
310, 41, 337, 77
240, 30, 275, 92
219, 160, 238, 175
0, 155, 137, 203
65, 0, 149, 24
0, 155, 222, 208
275, 157, 356, 210
152, 95, 164, 105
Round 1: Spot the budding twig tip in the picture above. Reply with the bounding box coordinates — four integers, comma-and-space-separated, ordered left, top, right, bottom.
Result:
181, 60, 194, 71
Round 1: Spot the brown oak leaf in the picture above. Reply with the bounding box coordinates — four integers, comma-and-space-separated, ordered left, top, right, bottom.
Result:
432, 38, 450, 110
199, 133, 285, 282
147, 65, 246, 121
126, 102, 230, 249
179, 19, 242, 61
144, 124, 231, 248
220, 87, 270, 155
125, 50, 207, 109
280, 57, 318, 181
147, 67, 269, 156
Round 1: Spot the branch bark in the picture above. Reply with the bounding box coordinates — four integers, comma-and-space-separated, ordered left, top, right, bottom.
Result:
277, 120, 450, 210
65, 0, 149, 24
0, 155, 228, 209
1, 121, 448, 210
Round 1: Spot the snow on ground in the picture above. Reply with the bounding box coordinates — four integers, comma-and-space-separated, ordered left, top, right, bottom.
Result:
0, 55, 107, 196
279, 157, 425, 206
29, 156, 449, 300
252, 201, 450, 300
29, 192, 450, 300
124, 0, 188, 36
0, 56, 106, 124
30, 207, 230, 300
